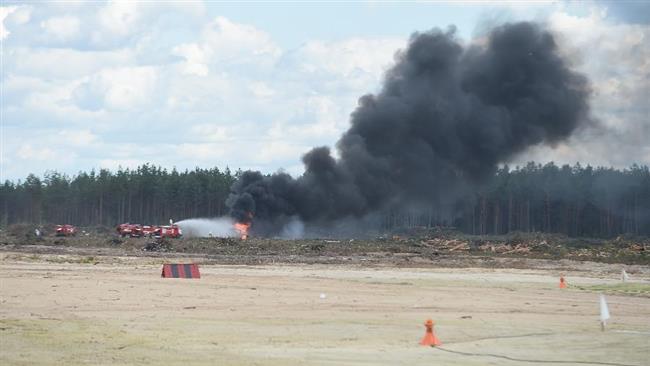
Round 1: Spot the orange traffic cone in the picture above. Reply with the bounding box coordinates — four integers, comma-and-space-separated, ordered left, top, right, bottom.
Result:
559, 276, 567, 289
419, 319, 441, 347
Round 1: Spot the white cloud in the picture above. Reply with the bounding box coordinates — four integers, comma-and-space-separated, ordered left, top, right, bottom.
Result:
0, 6, 17, 40
188, 124, 230, 141
17, 144, 69, 163
11, 5, 31, 24
176, 143, 226, 160
172, 43, 210, 76
268, 95, 345, 143
98, 0, 138, 37
40, 15, 80, 41
290, 38, 402, 78
2, 74, 49, 105
0, 5, 31, 39
57, 129, 98, 146
203, 16, 280, 60
21, 79, 103, 123
73, 66, 158, 111
249, 81, 275, 98
257, 141, 310, 164
173, 16, 281, 76
8, 47, 134, 80
163, 70, 234, 112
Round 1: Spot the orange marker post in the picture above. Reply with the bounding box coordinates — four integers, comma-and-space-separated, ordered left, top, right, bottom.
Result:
559, 276, 567, 289
419, 319, 441, 347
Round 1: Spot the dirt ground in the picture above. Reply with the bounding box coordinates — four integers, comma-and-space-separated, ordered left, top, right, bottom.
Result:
1, 250, 649, 366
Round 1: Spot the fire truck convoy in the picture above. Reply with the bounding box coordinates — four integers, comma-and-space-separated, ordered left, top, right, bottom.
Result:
116, 223, 182, 239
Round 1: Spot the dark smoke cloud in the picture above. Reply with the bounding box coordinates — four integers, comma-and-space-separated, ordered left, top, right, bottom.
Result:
227, 22, 591, 235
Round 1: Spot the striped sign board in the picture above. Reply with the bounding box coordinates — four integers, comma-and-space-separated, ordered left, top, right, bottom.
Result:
161, 263, 201, 279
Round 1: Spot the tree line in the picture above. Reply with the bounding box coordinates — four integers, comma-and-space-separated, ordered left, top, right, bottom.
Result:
382, 163, 649, 237
459, 162, 650, 237
1, 162, 649, 238
0, 165, 236, 228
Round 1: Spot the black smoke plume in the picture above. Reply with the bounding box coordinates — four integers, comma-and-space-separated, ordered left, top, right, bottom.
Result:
227, 22, 591, 236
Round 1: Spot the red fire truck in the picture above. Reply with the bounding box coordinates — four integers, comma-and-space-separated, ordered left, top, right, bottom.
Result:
154, 225, 182, 239
116, 223, 143, 238
141, 225, 158, 237
55, 224, 77, 237
116, 223, 182, 239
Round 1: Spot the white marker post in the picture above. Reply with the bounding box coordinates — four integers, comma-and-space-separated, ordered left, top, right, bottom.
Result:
621, 269, 630, 283
599, 294, 610, 331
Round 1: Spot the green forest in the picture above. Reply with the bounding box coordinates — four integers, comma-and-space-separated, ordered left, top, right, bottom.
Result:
0, 165, 237, 228
1, 162, 649, 238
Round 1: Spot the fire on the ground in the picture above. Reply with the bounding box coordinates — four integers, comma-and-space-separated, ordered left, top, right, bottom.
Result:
233, 211, 253, 240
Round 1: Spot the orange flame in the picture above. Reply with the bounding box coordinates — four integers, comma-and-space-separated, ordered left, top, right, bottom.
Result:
234, 212, 253, 240
234, 222, 251, 240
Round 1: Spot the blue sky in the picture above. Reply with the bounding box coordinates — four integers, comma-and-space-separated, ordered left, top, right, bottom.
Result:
204, 3, 484, 45
1, 1, 648, 181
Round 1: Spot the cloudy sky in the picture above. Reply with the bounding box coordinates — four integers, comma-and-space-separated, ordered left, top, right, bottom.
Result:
1, 0, 648, 181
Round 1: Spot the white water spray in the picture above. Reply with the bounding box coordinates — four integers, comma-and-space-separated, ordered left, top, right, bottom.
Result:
176, 217, 238, 238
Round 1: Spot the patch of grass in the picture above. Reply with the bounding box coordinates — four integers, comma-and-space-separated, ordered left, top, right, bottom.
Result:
78, 256, 98, 264
574, 283, 650, 297
41, 255, 99, 264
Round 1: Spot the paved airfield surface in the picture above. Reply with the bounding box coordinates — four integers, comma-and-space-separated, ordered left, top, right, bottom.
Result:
1, 252, 649, 365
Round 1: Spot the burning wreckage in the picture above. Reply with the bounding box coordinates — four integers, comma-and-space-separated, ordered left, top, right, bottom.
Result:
226, 22, 592, 239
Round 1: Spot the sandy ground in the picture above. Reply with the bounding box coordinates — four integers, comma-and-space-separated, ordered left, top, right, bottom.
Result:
1, 251, 649, 365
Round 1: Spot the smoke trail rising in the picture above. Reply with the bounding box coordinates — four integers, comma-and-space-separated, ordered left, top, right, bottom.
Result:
227, 22, 591, 236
